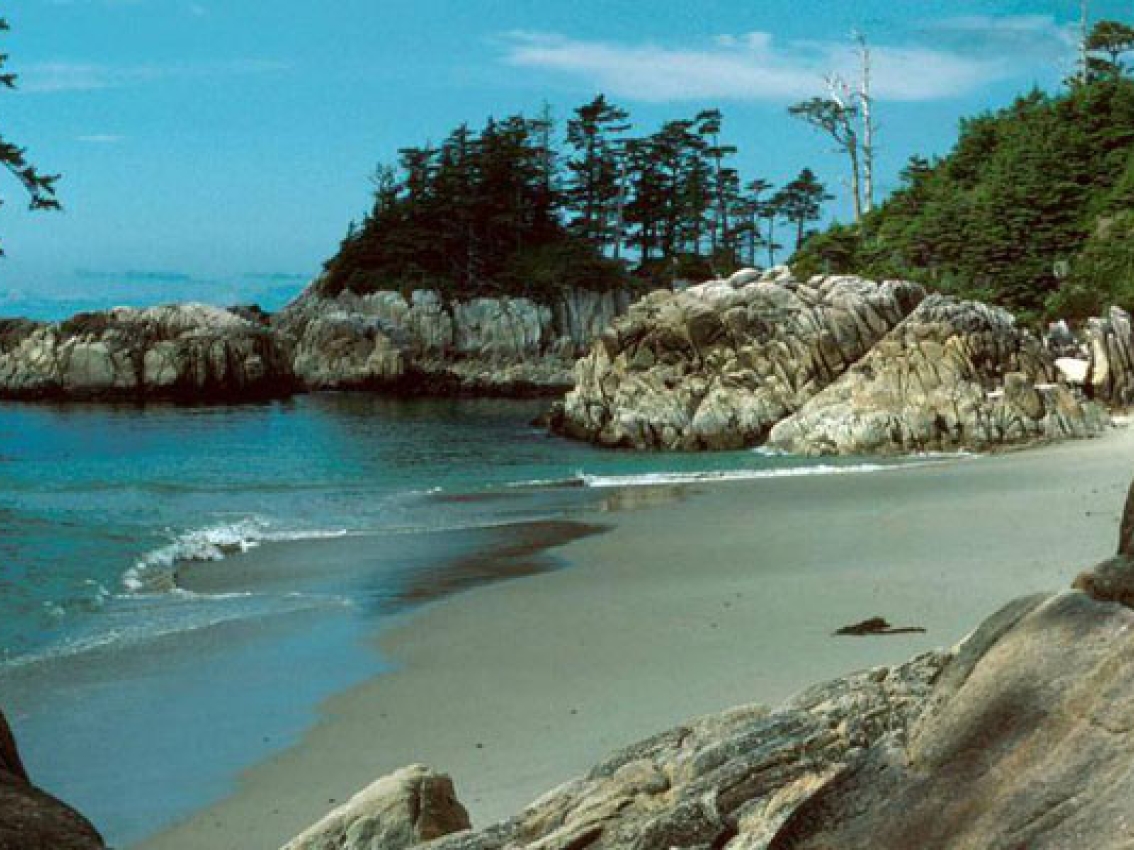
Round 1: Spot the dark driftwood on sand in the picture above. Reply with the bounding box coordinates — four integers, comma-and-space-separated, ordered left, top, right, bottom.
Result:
833, 617, 927, 637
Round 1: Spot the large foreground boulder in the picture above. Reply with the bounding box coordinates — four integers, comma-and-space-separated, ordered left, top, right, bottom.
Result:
280, 765, 470, 850
0, 305, 294, 401
421, 652, 947, 850
771, 528, 1134, 848
556, 269, 926, 449
767, 295, 1108, 455
0, 709, 106, 850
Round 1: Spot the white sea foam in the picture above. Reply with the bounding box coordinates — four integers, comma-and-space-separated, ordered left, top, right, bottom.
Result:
578, 459, 953, 489
504, 476, 587, 490
5, 590, 355, 671
124, 519, 349, 593
751, 445, 790, 457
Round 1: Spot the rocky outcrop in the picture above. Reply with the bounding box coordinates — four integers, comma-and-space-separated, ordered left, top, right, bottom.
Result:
411, 651, 948, 850
555, 268, 926, 450
277, 284, 633, 395
0, 711, 27, 783
286, 480, 1134, 850
772, 565, 1134, 848
281, 765, 470, 850
0, 305, 294, 401
767, 295, 1109, 455
0, 709, 106, 850
1086, 305, 1134, 405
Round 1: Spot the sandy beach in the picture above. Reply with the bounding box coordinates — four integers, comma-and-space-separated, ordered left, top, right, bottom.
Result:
138, 425, 1133, 850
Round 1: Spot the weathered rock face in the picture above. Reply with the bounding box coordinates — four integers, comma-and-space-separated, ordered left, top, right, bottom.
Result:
418, 651, 948, 850
771, 585, 1134, 849
277, 284, 633, 395
281, 765, 470, 850
767, 295, 1109, 455
283, 480, 1134, 850
555, 268, 926, 449
1086, 305, 1134, 405
0, 305, 294, 401
0, 708, 106, 850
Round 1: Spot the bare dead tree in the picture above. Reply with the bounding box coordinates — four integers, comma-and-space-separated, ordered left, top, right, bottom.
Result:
789, 30, 880, 223
1081, 0, 1091, 83
854, 31, 876, 214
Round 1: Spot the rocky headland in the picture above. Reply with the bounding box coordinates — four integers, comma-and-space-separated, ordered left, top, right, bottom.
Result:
554, 267, 1116, 454
276, 477, 1134, 850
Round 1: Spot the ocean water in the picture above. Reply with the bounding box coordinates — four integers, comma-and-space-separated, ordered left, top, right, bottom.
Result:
0, 395, 940, 846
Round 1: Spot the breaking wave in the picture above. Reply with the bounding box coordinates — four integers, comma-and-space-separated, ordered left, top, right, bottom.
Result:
124, 518, 349, 593
577, 459, 953, 489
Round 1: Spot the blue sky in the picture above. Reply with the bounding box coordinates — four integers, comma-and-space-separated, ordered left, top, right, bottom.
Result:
0, 0, 1124, 316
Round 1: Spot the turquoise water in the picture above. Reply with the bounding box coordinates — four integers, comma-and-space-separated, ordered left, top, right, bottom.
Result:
0, 395, 922, 846
0, 394, 900, 667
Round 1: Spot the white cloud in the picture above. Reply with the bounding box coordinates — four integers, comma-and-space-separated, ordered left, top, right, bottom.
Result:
19, 59, 288, 93
76, 134, 125, 143
42, 0, 146, 6
500, 15, 1076, 103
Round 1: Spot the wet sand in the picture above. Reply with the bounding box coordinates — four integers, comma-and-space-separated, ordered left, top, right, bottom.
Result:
139, 426, 1133, 850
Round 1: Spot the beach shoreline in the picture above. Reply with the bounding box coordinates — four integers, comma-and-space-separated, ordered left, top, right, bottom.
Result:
134, 424, 1134, 850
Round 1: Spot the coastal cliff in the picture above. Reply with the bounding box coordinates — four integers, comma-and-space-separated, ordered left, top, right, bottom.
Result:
766, 294, 1108, 455
275, 282, 633, 395
281, 479, 1134, 850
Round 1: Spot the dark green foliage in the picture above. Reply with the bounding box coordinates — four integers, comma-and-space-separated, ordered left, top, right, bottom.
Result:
0, 18, 61, 255
793, 75, 1134, 321
564, 95, 629, 252
321, 98, 828, 302
322, 114, 569, 299
1047, 211, 1134, 317
1087, 20, 1134, 80
774, 168, 831, 251
502, 238, 632, 301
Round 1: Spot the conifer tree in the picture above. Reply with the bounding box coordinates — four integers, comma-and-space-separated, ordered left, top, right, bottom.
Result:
776, 168, 831, 251
565, 95, 630, 253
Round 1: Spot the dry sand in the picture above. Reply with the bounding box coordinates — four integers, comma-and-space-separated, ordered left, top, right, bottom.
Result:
138, 426, 1134, 850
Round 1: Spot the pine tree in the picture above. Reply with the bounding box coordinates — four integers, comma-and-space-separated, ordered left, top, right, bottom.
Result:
694, 109, 738, 256
778, 169, 831, 251
565, 95, 630, 253
1087, 20, 1134, 80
